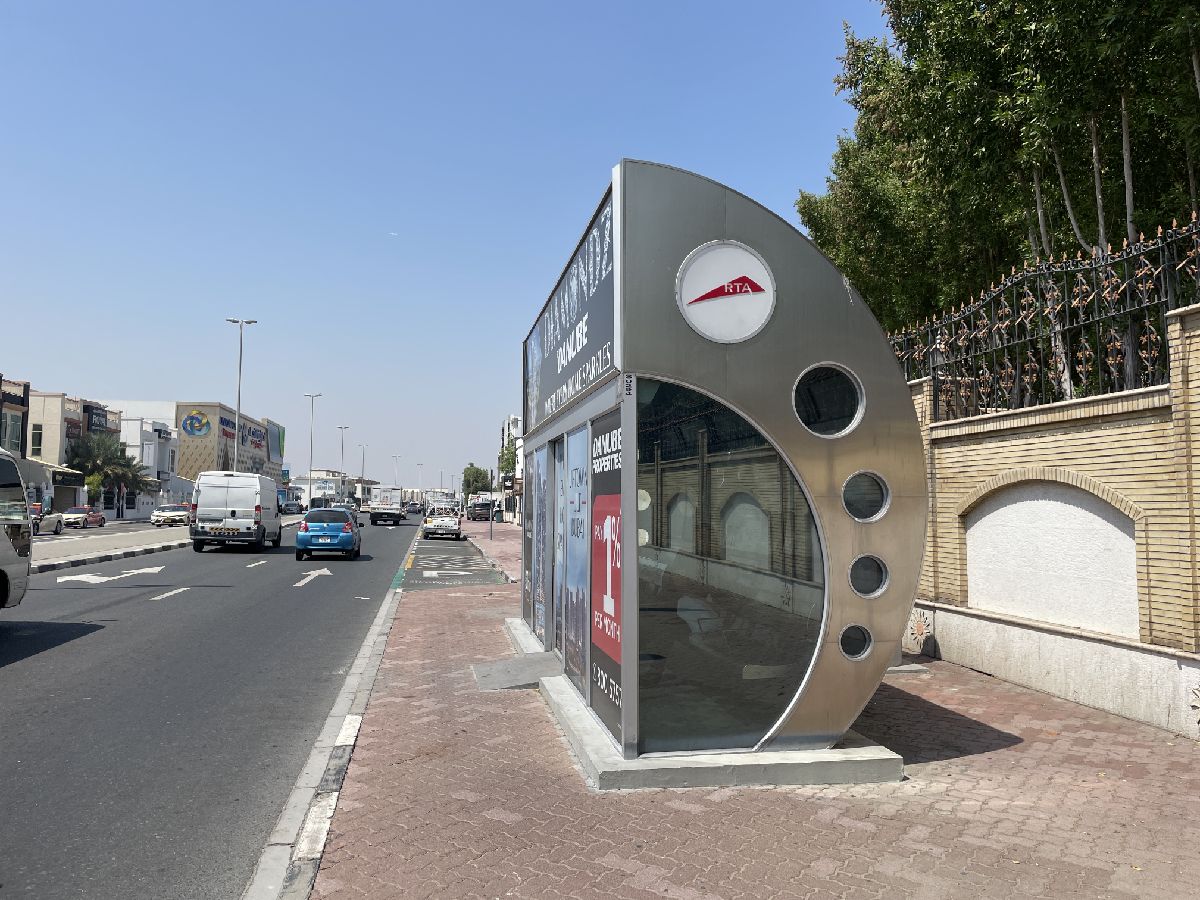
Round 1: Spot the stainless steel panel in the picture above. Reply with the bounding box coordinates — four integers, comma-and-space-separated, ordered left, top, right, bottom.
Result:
617, 160, 927, 750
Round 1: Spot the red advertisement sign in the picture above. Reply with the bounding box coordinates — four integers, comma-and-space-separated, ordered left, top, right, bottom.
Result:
590, 493, 621, 662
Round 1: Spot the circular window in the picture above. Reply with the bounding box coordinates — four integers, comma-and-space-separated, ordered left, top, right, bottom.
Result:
840, 625, 873, 660
849, 555, 888, 597
794, 365, 862, 437
843, 472, 889, 521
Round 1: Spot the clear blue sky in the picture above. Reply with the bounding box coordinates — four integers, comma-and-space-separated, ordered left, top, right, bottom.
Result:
1, 1, 885, 488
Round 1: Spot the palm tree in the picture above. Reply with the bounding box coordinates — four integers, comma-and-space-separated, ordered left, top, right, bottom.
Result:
66, 433, 156, 501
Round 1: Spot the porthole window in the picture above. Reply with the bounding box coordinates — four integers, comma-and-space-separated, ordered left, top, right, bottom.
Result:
794, 365, 862, 437
843, 472, 889, 521
849, 555, 888, 597
840, 625, 873, 659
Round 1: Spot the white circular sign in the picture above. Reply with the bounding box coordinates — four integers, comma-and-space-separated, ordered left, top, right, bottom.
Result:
676, 240, 776, 343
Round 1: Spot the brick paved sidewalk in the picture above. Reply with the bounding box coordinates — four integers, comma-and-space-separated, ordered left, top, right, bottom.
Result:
312, 519, 1200, 899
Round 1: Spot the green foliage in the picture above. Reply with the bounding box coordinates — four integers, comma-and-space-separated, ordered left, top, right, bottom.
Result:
66, 432, 156, 495
797, 2, 1200, 330
84, 473, 104, 505
461, 462, 492, 497
497, 437, 517, 476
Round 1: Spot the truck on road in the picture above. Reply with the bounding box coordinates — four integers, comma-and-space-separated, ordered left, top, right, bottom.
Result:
369, 485, 408, 525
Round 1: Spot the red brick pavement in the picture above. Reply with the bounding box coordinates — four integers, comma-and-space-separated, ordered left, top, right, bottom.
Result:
312, 519, 1200, 899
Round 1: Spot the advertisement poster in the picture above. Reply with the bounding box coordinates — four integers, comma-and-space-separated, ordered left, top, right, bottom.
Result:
564, 426, 589, 692
523, 194, 615, 433
522, 454, 533, 626
589, 408, 622, 739
532, 447, 548, 641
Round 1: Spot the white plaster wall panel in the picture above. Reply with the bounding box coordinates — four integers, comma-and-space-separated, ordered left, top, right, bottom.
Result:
927, 605, 1200, 738
965, 482, 1138, 638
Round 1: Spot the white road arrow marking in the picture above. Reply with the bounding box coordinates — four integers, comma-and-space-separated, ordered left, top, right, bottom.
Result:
246, 560, 267, 568
423, 569, 471, 578
149, 587, 189, 601
293, 568, 332, 588
58, 566, 166, 585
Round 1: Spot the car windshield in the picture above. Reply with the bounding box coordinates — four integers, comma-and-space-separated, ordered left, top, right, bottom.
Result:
306, 510, 350, 523
157, 506, 186, 512
66, 507, 89, 514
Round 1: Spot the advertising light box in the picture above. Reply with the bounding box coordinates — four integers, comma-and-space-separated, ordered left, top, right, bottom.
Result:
520, 160, 928, 759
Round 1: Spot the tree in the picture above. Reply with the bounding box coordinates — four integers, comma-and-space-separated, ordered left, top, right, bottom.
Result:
66, 432, 155, 500
498, 437, 517, 477
798, 1, 1200, 329
461, 463, 492, 497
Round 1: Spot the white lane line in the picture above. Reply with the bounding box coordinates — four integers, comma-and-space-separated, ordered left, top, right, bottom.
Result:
148, 587, 189, 601
246, 560, 267, 568
334, 714, 362, 747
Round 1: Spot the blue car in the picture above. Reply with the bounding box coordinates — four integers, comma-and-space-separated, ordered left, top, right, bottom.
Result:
296, 508, 362, 560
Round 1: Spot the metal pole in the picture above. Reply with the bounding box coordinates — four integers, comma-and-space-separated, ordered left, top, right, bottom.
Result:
304, 392, 321, 509
337, 426, 349, 496
226, 318, 257, 472
359, 443, 366, 503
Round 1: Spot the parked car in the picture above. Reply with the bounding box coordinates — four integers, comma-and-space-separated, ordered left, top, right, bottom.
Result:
422, 506, 463, 540
0, 448, 32, 609
32, 505, 65, 535
296, 508, 362, 560
62, 506, 105, 528
282, 501, 303, 515
151, 504, 190, 527
190, 471, 283, 552
467, 501, 494, 521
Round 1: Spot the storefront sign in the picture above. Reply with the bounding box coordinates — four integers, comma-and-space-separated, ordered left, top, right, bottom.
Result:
65, 420, 82, 440
524, 194, 615, 433
84, 405, 109, 433
589, 407, 622, 739
52, 470, 85, 488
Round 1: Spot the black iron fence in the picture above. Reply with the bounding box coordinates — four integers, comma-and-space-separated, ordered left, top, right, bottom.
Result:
890, 215, 1200, 421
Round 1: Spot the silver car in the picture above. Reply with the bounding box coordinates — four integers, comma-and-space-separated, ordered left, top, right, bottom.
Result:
0, 448, 32, 609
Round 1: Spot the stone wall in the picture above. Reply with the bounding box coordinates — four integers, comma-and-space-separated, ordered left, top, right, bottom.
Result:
907, 301, 1200, 736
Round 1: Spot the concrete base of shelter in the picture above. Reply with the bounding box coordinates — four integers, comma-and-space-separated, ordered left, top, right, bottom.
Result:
540, 675, 903, 791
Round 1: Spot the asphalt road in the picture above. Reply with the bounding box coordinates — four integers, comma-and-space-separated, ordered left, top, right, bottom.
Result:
0, 517, 419, 900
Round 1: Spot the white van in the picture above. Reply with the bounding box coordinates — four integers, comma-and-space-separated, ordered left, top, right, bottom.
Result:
190, 471, 283, 552
0, 448, 33, 609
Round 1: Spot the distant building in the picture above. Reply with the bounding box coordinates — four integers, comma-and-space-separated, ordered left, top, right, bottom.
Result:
100, 400, 286, 483
26, 391, 120, 511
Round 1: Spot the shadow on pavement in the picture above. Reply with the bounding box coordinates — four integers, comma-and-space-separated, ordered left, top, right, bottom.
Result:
0, 620, 104, 669
851, 681, 1023, 763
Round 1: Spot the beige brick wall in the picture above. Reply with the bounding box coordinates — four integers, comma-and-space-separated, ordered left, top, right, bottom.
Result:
913, 302, 1200, 652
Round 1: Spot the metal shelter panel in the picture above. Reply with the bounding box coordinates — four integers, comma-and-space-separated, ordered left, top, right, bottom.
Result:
617, 160, 928, 749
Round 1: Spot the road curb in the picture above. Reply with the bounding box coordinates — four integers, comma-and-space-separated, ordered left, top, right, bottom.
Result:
31, 521, 302, 574
241, 528, 419, 900
465, 535, 517, 583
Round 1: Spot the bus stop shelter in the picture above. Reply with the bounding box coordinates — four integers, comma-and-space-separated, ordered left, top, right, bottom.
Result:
518, 160, 926, 782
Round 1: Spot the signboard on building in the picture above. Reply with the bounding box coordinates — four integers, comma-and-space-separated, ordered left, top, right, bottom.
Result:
523, 193, 615, 434
589, 407, 622, 739
266, 421, 285, 462
84, 405, 108, 433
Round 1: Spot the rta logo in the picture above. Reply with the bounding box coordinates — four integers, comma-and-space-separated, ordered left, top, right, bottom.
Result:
676, 241, 776, 343
688, 274, 766, 306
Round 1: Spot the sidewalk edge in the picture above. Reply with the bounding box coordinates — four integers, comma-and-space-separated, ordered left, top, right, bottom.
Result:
240, 529, 417, 900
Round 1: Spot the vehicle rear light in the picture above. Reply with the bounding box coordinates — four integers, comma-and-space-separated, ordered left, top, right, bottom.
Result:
190, 503, 197, 524
342, 521, 353, 533
299, 521, 309, 532
254, 504, 262, 524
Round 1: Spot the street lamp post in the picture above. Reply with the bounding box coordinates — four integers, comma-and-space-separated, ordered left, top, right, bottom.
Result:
416, 463, 423, 501
226, 318, 258, 472
358, 443, 367, 504
337, 425, 350, 496
304, 392, 322, 509
391, 454, 401, 488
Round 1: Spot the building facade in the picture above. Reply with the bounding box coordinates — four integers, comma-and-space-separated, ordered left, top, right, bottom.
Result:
25, 392, 120, 510
102, 400, 286, 484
